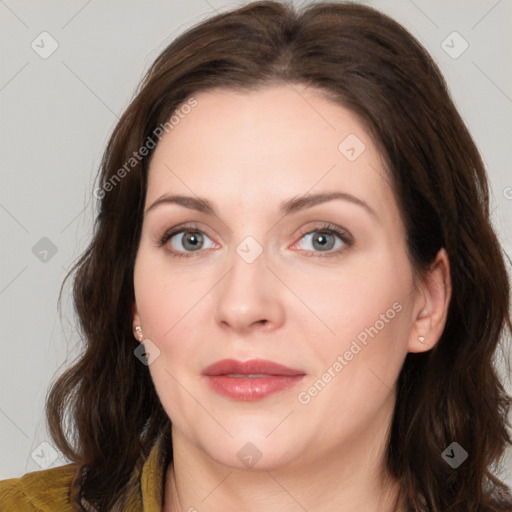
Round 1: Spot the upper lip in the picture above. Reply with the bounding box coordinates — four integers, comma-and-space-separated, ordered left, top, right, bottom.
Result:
202, 358, 305, 377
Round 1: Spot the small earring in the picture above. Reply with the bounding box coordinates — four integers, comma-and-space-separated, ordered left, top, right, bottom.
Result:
134, 325, 143, 341
418, 336, 425, 344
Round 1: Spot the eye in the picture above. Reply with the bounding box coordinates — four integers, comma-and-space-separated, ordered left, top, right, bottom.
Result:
157, 222, 352, 258
293, 223, 352, 256
158, 224, 216, 257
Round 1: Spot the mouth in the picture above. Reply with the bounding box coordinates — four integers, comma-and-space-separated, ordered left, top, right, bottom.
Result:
202, 359, 306, 401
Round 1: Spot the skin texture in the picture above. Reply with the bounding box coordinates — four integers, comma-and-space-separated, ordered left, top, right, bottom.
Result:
132, 84, 451, 512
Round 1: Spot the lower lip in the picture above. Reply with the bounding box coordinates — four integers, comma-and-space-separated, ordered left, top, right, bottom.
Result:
205, 375, 305, 401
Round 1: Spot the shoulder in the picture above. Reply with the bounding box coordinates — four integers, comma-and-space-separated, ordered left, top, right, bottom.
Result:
0, 463, 78, 511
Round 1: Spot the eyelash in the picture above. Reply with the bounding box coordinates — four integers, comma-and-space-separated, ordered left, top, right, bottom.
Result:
157, 222, 353, 259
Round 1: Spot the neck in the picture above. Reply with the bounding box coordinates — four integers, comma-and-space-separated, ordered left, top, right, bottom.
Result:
163, 403, 401, 512
166, 456, 400, 512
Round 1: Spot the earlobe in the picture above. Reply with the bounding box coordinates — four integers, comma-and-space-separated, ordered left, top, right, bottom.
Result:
408, 248, 451, 353
132, 303, 143, 342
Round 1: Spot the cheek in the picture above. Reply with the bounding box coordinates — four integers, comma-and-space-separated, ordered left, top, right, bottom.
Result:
133, 254, 205, 423
294, 249, 413, 408
292, 249, 412, 348
134, 250, 206, 340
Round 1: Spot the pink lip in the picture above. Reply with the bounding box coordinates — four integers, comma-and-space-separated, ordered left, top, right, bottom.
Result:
202, 359, 306, 401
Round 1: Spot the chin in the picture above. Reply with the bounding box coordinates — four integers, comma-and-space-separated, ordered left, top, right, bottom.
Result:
206, 436, 301, 472
188, 419, 303, 470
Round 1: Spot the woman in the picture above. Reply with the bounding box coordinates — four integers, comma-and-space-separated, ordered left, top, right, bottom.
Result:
1, 1, 511, 511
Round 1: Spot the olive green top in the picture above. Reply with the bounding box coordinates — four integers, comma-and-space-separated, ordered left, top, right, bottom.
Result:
0, 432, 168, 511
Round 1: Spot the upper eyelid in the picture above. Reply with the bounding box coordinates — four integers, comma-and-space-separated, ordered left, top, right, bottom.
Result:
162, 222, 346, 238
297, 223, 351, 239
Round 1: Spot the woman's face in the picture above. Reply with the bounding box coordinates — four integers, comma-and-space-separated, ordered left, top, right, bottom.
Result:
133, 84, 425, 471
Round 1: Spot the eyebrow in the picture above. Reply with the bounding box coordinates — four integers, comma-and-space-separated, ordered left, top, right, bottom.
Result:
145, 191, 377, 219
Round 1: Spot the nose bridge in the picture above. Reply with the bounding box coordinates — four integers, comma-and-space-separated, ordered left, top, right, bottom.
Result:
230, 237, 267, 291
213, 234, 284, 332
221, 236, 270, 306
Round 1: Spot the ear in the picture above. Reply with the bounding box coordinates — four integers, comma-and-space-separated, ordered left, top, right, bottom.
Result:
408, 248, 451, 353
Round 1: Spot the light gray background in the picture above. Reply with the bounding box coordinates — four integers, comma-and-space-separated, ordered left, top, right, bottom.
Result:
1, 0, 511, 489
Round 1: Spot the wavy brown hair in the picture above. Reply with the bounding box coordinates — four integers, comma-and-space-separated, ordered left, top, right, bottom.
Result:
46, 1, 512, 510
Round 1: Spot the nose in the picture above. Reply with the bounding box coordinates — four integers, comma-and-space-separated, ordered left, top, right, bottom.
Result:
213, 243, 285, 335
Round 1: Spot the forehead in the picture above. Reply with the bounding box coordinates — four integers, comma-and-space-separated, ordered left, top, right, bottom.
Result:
146, 84, 398, 225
